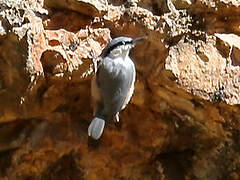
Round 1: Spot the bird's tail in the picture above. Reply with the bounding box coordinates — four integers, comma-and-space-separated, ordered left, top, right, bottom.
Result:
88, 117, 105, 140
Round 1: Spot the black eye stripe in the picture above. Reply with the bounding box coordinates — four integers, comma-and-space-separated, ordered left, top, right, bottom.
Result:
102, 40, 133, 57
110, 41, 132, 50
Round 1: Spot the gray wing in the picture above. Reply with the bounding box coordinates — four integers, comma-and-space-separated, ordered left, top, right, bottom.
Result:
96, 57, 135, 118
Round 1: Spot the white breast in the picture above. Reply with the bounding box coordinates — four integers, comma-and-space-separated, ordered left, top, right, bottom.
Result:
121, 57, 136, 110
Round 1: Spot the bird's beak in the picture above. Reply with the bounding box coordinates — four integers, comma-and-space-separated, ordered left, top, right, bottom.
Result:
132, 36, 147, 44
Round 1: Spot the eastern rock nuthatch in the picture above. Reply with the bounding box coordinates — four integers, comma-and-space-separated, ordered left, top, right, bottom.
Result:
88, 36, 145, 140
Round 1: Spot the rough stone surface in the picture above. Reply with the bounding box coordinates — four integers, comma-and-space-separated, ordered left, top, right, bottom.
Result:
1, 0, 240, 179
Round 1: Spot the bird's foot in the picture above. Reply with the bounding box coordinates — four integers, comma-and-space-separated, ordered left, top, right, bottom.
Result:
115, 113, 120, 122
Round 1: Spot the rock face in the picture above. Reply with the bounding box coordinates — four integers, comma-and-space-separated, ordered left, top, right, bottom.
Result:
1, 0, 240, 179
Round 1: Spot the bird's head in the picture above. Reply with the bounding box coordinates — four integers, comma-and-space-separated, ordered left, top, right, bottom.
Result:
101, 36, 146, 59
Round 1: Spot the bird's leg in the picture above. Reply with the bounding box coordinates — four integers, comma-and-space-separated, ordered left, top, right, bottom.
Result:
114, 112, 122, 130
115, 112, 120, 122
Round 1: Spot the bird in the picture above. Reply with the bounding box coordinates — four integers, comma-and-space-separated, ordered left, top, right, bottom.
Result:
88, 36, 145, 140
